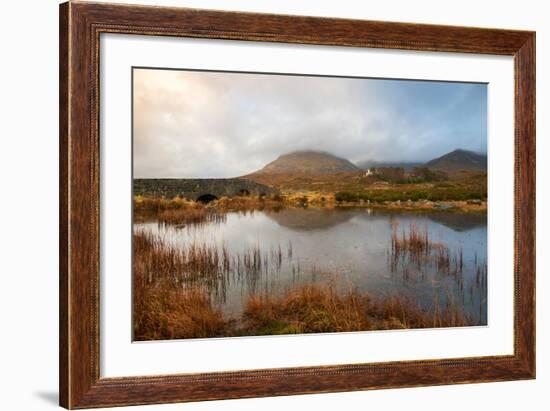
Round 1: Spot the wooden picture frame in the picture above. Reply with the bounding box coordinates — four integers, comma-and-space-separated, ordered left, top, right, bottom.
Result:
59, 1, 535, 408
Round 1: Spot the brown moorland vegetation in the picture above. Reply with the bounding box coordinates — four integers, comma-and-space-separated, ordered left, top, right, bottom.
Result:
242, 284, 471, 336
133, 231, 229, 340
134, 286, 227, 341
245, 169, 486, 199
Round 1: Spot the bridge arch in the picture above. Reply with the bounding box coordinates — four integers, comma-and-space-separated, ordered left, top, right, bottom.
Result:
196, 193, 218, 204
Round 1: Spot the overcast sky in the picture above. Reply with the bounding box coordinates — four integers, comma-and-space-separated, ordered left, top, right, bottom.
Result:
133, 68, 487, 178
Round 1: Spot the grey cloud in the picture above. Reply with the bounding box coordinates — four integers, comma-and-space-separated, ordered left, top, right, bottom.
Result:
133, 68, 487, 178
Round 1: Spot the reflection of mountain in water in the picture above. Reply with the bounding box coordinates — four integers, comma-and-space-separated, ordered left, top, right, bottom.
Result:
425, 212, 487, 232
265, 208, 355, 231
266, 208, 486, 232
355, 209, 486, 232
353, 209, 486, 232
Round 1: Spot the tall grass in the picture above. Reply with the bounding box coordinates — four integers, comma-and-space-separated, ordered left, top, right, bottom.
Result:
391, 221, 431, 262
134, 195, 287, 226
157, 208, 226, 227
133, 285, 227, 341
389, 222, 466, 278
133, 231, 229, 294
133, 232, 228, 340
134, 195, 198, 212
242, 283, 472, 336
133, 230, 297, 299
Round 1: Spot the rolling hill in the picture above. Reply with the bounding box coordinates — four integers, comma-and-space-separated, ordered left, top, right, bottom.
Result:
426, 149, 487, 171
242, 148, 486, 193
250, 151, 360, 175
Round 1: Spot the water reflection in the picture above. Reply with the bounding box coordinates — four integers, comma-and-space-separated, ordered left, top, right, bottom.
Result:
134, 208, 487, 324
265, 208, 356, 231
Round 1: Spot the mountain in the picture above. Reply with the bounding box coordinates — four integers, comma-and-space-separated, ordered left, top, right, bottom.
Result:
357, 160, 422, 171
426, 149, 487, 171
251, 151, 360, 175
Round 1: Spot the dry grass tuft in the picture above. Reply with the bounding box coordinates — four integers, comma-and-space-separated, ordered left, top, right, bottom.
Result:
389, 221, 466, 279
242, 284, 471, 336
243, 284, 370, 335
157, 208, 226, 226
133, 285, 227, 341
368, 293, 468, 329
391, 221, 432, 259
134, 195, 198, 212
133, 231, 228, 289
133, 231, 228, 340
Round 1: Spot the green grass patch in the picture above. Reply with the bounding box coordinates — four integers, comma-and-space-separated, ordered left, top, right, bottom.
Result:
335, 188, 487, 203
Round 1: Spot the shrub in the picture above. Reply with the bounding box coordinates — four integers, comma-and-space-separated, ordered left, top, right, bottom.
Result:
410, 167, 448, 182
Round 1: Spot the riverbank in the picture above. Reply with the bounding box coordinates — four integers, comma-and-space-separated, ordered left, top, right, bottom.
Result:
134, 193, 487, 214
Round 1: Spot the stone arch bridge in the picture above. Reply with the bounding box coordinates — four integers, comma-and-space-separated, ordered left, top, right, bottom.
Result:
134, 178, 279, 203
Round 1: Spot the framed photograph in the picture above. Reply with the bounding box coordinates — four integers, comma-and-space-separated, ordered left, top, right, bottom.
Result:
59, 2, 535, 409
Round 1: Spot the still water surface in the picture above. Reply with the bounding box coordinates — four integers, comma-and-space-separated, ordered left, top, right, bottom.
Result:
135, 208, 487, 324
